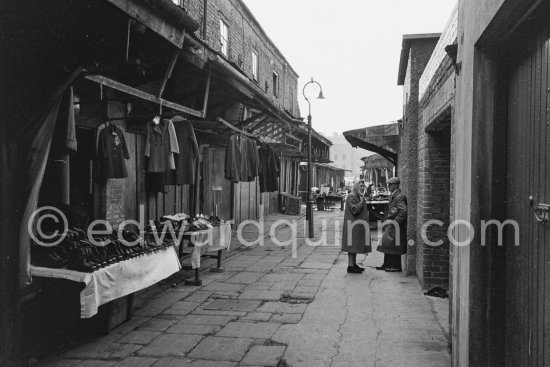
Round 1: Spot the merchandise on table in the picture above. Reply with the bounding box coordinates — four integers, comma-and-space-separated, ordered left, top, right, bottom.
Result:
31, 227, 175, 273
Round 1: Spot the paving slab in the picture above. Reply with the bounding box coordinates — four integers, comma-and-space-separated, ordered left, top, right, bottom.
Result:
114, 356, 158, 367
297, 279, 324, 287
216, 321, 281, 339
74, 361, 116, 367
187, 337, 254, 362
165, 322, 220, 335
241, 312, 272, 321
203, 283, 245, 292
162, 301, 202, 315
269, 281, 299, 290
256, 302, 307, 314
293, 286, 319, 293
259, 273, 304, 282
240, 346, 286, 366
40, 359, 81, 367
178, 315, 236, 325
152, 359, 236, 367
138, 319, 178, 332
270, 313, 302, 324
64, 343, 142, 360
202, 299, 260, 312
190, 309, 247, 317
224, 272, 264, 284
183, 291, 213, 303
245, 282, 273, 290
117, 331, 162, 345
238, 290, 282, 300
136, 334, 202, 357
134, 293, 186, 317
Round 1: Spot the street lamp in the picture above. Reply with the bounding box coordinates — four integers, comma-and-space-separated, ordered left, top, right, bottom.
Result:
302, 78, 325, 239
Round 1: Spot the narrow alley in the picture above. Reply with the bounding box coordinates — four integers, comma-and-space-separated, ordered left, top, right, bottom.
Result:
40, 211, 450, 367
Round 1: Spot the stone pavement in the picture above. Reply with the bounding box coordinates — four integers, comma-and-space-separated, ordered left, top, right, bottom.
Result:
40, 211, 450, 367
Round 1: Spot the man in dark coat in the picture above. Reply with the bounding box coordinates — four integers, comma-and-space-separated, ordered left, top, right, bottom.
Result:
376, 177, 407, 272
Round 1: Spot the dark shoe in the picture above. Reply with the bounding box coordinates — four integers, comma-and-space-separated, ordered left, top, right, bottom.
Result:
384, 267, 402, 272
353, 264, 365, 272
347, 266, 363, 274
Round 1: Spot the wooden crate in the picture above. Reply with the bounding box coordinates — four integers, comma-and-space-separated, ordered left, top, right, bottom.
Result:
279, 193, 301, 215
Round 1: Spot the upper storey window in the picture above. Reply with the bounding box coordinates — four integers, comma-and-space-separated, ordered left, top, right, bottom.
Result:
252, 51, 259, 81
220, 19, 229, 57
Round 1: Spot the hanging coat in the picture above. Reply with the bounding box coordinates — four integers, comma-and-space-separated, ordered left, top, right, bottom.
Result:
341, 184, 371, 254
245, 137, 259, 181
377, 188, 407, 255
258, 145, 280, 192
96, 124, 130, 178
225, 134, 242, 182
145, 119, 179, 173
170, 116, 199, 185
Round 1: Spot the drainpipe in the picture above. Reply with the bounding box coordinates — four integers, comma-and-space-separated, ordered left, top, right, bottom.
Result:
202, 0, 208, 40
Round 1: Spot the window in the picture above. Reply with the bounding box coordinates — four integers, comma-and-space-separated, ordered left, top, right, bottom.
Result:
251, 51, 259, 81
272, 72, 279, 97
219, 19, 229, 57
342, 154, 347, 160
334, 154, 338, 160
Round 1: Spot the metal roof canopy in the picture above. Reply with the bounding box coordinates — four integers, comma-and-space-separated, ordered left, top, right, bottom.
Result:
343, 123, 400, 166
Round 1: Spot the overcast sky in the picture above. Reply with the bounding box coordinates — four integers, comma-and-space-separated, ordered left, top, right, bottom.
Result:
242, 0, 457, 137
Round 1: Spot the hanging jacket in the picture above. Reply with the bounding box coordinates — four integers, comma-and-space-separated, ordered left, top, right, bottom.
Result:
225, 134, 243, 182
145, 118, 179, 173
258, 145, 280, 192
170, 116, 199, 185
97, 124, 130, 178
245, 137, 259, 181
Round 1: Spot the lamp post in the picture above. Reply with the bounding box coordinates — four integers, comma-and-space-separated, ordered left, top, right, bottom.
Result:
302, 78, 325, 239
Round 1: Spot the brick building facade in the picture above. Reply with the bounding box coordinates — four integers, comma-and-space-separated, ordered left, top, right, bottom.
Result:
415, 8, 457, 290
184, 0, 300, 118
397, 34, 440, 275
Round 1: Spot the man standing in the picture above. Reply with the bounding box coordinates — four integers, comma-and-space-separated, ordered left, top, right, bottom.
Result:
376, 177, 407, 272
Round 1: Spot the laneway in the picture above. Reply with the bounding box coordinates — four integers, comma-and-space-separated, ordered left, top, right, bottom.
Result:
42, 211, 450, 367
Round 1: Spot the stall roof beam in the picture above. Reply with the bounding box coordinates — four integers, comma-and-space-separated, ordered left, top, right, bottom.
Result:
85, 74, 203, 117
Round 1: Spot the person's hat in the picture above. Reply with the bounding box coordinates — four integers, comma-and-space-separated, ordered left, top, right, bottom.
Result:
387, 177, 400, 185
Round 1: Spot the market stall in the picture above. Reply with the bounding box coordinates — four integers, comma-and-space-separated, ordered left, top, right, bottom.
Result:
30, 246, 180, 318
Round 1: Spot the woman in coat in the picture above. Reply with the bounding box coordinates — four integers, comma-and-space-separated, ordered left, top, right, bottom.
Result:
341, 180, 371, 273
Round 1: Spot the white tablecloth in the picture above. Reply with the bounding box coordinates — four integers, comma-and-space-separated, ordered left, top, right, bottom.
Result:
29, 246, 181, 318
182, 223, 232, 269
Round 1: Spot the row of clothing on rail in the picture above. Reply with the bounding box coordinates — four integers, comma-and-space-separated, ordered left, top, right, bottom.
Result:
224, 134, 280, 193
96, 116, 199, 192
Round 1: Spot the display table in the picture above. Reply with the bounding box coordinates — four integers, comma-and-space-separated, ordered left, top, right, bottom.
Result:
177, 223, 232, 286
317, 195, 345, 211
29, 246, 181, 318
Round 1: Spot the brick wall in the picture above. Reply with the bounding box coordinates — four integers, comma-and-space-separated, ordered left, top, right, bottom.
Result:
400, 39, 439, 275
419, 7, 458, 101
186, 0, 300, 117
417, 51, 456, 289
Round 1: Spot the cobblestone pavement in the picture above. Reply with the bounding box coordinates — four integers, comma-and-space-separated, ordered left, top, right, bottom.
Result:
40, 211, 450, 367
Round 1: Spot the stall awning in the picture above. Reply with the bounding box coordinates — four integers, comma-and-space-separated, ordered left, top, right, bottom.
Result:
343, 123, 400, 165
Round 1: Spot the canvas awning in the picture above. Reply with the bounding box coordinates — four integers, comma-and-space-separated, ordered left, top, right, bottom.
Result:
343, 123, 400, 165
